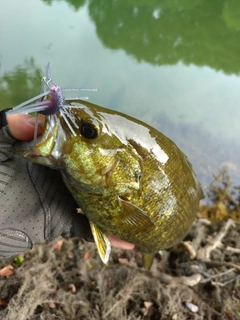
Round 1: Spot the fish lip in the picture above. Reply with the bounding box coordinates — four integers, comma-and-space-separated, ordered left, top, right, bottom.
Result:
13, 114, 66, 167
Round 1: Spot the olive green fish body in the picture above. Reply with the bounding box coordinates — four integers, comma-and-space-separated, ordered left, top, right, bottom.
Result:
14, 100, 203, 269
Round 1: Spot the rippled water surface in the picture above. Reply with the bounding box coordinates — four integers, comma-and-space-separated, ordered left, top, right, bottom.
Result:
1, 0, 240, 191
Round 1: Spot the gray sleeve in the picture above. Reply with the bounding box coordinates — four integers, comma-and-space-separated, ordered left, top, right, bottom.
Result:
0, 125, 92, 258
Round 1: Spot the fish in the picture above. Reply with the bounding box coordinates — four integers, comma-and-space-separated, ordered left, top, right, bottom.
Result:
13, 98, 204, 270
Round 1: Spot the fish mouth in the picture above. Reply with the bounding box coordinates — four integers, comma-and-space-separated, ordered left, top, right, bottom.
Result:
13, 114, 66, 168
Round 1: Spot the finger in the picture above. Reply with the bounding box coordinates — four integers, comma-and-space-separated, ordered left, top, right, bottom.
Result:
6, 114, 45, 141
107, 234, 135, 250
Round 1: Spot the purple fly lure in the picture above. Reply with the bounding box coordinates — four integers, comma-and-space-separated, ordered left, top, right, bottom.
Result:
7, 63, 97, 139
39, 81, 65, 116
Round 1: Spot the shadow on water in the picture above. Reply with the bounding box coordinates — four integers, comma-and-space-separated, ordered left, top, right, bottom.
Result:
41, 0, 86, 10
41, 0, 240, 74
88, 0, 240, 74
0, 59, 41, 111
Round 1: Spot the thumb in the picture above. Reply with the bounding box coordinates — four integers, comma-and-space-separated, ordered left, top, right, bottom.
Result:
6, 114, 44, 141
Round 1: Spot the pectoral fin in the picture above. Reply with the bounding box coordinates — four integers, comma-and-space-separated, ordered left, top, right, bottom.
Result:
142, 253, 155, 271
89, 221, 111, 264
118, 197, 154, 233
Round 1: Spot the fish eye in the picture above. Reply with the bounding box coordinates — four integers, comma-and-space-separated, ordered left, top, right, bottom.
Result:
81, 122, 98, 139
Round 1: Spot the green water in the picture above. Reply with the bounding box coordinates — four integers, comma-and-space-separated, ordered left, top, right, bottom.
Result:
1, 0, 240, 190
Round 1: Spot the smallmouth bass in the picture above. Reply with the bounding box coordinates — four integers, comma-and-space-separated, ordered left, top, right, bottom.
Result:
14, 100, 203, 270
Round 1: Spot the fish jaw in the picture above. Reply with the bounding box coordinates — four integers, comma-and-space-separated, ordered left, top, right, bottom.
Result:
13, 115, 67, 169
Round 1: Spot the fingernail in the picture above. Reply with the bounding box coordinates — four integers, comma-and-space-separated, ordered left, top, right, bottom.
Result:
27, 117, 45, 126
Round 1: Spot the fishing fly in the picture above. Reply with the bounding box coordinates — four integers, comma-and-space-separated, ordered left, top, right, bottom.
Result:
7, 63, 97, 140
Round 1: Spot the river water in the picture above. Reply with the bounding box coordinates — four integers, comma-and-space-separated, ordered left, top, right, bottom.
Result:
1, 0, 240, 193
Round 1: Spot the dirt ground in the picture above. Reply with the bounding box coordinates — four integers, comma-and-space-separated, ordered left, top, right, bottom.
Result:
0, 170, 239, 320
